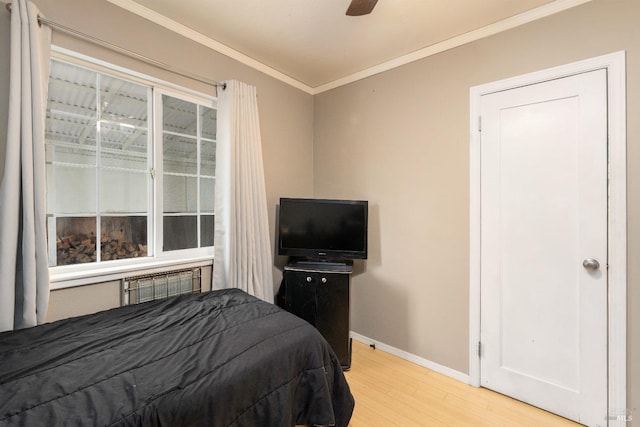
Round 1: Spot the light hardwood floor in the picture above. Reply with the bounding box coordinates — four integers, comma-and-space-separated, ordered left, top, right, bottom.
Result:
343, 340, 582, 427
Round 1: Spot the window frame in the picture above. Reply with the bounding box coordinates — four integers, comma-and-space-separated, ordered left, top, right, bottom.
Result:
47, 48, 217, 290
155, 88, 217, 258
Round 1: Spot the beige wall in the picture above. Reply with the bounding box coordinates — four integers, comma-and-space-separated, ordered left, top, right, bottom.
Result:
45, 264, 213, 322
46, 280, 121, 322
314, 0, 639, 418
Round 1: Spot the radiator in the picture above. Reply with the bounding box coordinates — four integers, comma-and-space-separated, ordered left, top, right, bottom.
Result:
122, 267, 201, 305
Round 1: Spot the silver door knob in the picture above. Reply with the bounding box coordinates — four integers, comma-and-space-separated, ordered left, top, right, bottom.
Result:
582, 258, 600, 271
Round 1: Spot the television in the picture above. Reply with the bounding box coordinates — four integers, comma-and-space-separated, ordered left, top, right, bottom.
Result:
278, 198, 368, 261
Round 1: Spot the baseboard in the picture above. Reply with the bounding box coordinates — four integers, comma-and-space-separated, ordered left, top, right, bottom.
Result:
349, 331, 470, 385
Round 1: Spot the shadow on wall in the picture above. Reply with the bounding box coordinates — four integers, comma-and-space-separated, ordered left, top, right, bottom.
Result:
273, 203, 288, 271
350, 272, 410, 348
352, 202, 380, 276
350, 203, 411, 347
352, 203, 408, 345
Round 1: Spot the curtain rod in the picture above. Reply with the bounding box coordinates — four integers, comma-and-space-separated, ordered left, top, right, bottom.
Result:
4, 2, 227, 91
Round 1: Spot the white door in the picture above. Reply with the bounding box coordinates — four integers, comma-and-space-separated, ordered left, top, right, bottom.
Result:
479, 69, 608, 426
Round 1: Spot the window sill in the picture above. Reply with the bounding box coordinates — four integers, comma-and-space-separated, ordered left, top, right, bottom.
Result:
49, 255, 214, 290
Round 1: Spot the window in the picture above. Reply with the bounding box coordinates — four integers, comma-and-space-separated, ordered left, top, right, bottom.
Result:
45, 58, 216, 270
160, 95, 216, 251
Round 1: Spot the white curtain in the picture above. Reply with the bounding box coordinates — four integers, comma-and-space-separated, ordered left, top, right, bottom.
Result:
213, 80, 274, 303
0, 0, 51, 332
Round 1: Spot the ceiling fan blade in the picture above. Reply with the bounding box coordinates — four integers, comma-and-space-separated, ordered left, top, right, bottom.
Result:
346, 0, 379, 16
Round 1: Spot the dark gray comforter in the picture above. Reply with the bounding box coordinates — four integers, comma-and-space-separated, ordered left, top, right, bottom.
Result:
0, 288, 354, 426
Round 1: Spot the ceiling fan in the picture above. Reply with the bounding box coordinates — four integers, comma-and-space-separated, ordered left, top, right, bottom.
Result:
346, 0, 379, 16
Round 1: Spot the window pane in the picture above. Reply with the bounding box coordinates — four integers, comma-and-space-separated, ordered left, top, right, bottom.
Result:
163, 216, 197, 250
100, 75, 148, 126
163, 175, 197, 213
163, 95, 197, 136
46, 113, 97, 166
54, 217, 97, 266
100, 124, 148, 170
46, 141, 97, 166
162, 96, 216, 252
200, 106, 217, 140
201, 215, 214, 247
46, 60, 156, 267
46, 60, 98, 168
163, 134, 197, 174
201, 139, 216, 177
200, 177, 215, 212
101, 216, 148, 261
101, 169, 147, 213
48, 61, 97, 119
51, 165, 96, 214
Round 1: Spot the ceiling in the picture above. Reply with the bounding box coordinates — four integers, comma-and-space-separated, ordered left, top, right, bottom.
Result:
106, 0, 588, 93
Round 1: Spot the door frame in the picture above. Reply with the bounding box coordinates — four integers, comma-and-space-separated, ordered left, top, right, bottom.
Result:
468, 51, 626, 424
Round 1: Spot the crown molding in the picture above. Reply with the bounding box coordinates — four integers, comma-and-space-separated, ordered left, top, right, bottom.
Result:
313, 0, 593, 93
105, 0, 314, 94
106, 0, 592, 95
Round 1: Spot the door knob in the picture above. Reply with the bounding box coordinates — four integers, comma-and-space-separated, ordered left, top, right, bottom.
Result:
582, 258, 600, 271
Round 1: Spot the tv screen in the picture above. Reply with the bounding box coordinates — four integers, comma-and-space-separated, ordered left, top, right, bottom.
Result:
278, 198, 368, 260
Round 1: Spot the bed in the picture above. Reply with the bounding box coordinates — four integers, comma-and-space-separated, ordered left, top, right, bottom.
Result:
0, 288, 354, 427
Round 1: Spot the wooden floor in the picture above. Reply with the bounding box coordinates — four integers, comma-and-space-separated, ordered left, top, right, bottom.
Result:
343, 340, 582, 427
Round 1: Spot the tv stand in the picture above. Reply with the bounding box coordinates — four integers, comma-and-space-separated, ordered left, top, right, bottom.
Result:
280, 261, 352, 369
286, 259, 353, 273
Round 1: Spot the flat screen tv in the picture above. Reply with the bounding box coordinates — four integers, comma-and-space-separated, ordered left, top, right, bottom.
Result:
278, 198, 368, 261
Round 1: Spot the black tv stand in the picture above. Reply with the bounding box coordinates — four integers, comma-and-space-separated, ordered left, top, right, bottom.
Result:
286, 259, 353, 273
280, 260, 352, 369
